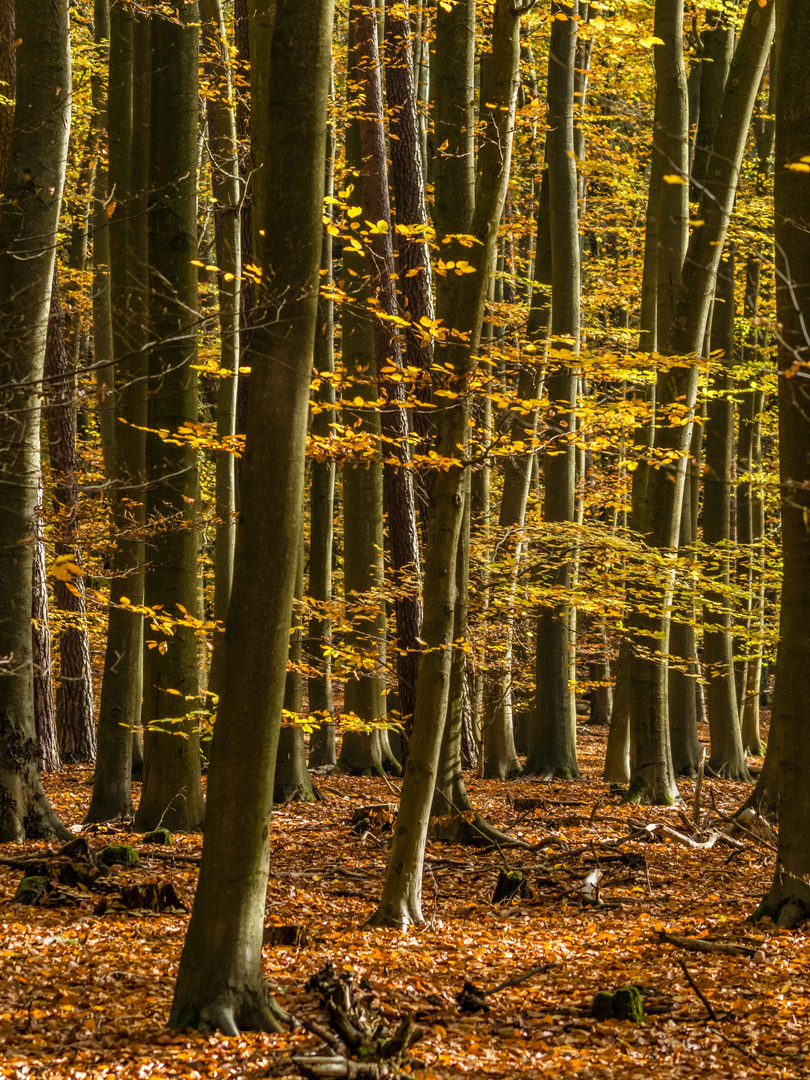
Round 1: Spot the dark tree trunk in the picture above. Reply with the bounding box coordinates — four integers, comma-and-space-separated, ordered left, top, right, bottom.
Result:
307, 87, 337, 769
169, 0, 333, 1029
754, 0, 810, 926
354, 0, 423, 743
44, 265, 96, 764
133, 0, 204, 833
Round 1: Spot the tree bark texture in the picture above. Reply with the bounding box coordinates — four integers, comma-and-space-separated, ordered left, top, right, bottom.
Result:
170, 0, 333, 1029
0, 0, 72, 842
133, 0, 205, 833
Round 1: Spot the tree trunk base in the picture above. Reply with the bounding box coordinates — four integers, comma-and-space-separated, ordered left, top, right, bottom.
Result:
706, 758, 751, 782
521, 762, 581, 781
624, 775, 680, 807
753, 874, 810, 929
170, 979, 289, 1035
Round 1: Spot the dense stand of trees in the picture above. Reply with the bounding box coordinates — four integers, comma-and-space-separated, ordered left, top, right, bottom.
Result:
2, 0, 810, 1031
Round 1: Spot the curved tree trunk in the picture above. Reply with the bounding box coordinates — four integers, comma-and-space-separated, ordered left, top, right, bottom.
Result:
169, 0, 333, 1029
0, 0, 72, 842
369, 0, 522, 928
625, 0, 773, 804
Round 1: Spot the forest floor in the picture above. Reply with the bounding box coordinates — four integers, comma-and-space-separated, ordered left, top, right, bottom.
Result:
2, 722, 808, 1079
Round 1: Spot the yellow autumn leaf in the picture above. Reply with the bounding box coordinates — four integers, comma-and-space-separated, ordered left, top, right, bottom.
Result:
663, 174, 687, 184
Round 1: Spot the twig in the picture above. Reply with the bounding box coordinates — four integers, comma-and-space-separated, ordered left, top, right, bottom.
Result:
678, 959, 718, 1022
660, 931, 755, 958
694, 748, 706, 826
488, 964, 554, 995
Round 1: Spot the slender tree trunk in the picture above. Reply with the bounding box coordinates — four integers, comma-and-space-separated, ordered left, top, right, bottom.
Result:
690, 7, 735, 204
737, 257, 765, 755
668, 416, 703, 776
202, 0, 241, 696
625, 0, 772, 804
274, 541, 319, 802
335, 15, 395, 778
133, 0, 205, 833
32, 469, 61, 772
526, 0, 581, 780
703, 253, 749, 779
86, 4, 148, 823
44, 266, 96, 763
354, 0, 423, 742
369, 0, 523, 928
169, 0, 333, 1028
754, 0, 810, 926
0, 0, 72, 842
307, 91, 337, 769
92, 0, 116, 482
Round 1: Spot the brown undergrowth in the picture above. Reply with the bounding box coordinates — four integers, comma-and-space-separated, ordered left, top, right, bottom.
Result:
2, 722, 808, 1079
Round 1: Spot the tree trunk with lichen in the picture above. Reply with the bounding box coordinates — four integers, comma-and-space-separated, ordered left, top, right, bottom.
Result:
0, 0, 72, 842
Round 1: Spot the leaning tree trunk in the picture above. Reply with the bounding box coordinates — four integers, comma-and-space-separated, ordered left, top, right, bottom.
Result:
0, 0, 72, 842
526, 0, 581, 780
133, 0, 205, 833
86, 4, 149, 823
169, 0, 333, 1031
754, 0, 810, 927
369, 0, 524, 928
702, 253, 749, 780
625, 0, 773, 804
44, 266, 96, 764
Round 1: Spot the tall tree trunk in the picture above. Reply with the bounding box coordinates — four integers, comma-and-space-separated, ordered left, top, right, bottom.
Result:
354, 0, 423, 743
690, 7, 735, 204
307, 89, 337, 769
44, 266, 96, 764
625, 0, 772, 804
133, 0, 205, 833
87, 4, 148, 823
703, 253, 749, 780
737, 255, 765, 754
754, 0, 810, 927
92, 0, 116, 482
335, 12, 394, 778
169, 0, 333, 1029
369, 0, 523, 928
526, 0, 581, 780
0, 0, 72, 842
202, 0, 241, 696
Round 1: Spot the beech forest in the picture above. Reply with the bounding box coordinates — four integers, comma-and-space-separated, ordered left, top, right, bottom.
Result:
2, 0, 810, 1076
